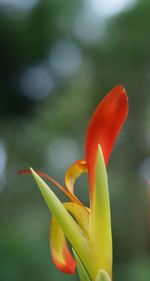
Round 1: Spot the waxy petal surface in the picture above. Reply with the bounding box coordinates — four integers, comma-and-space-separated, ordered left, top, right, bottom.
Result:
65, 160, 87, 194
50, 216, 76, 274
50, 202, 89, 274
86, 85, 128, 193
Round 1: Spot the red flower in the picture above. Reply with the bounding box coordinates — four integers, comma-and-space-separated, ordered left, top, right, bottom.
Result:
19, 85, 128, 281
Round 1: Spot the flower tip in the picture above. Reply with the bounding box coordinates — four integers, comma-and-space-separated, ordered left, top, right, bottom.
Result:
111, 85, 129, 121
52, 255, 76, 275
115, 85, 128, 103
116, 84, 125, 91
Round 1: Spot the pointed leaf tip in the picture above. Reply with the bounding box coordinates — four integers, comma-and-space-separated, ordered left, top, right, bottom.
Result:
30, 167, 34, 174
19, 167, 81, 204
96, 269, 111, 281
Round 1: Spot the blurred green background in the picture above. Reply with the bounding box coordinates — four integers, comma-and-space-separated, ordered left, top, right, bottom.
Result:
0, 0, 150, 280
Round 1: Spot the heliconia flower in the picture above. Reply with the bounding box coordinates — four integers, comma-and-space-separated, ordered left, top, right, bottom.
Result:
19, 85, 128, 281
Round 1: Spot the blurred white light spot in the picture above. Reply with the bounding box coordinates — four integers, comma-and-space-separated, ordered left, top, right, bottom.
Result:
49, 40, 82, 76
0, 143, 7, 191
0, 0, 38, 12
47, 138, 80, 171
139, 157, 150, 183
74, 10, 106, 44
21, 66, 54, 100
74, 0, 136, 43
89, 0, 136, 17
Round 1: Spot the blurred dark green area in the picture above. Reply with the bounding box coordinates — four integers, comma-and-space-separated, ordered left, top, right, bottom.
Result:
0, 0, 150, 280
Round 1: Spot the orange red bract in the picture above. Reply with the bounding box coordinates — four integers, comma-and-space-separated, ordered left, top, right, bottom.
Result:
86, 85, 128, 196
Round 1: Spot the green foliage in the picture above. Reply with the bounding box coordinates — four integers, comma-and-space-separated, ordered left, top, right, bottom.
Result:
73, 250, 92, 281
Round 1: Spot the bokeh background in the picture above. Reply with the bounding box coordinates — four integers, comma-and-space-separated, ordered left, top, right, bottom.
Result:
0, 0, 150, 280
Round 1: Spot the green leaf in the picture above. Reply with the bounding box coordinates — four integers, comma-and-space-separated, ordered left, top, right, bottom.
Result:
64, 202, 89, 236
89, 145, 112, 277
96, 269, 111, 281
72, 249, 92, 281
30, 168, 88, 259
